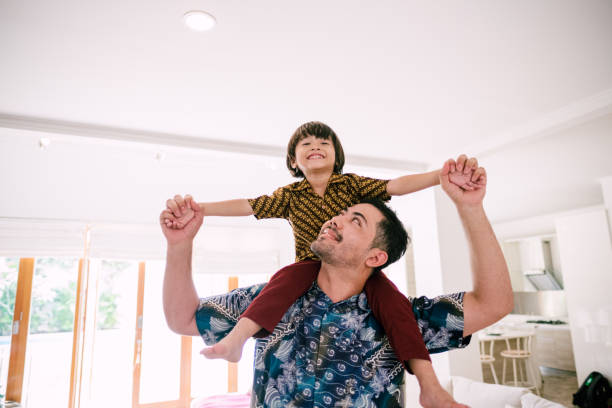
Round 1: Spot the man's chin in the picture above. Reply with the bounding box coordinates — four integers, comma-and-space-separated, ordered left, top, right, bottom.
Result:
310, 242, 330, 260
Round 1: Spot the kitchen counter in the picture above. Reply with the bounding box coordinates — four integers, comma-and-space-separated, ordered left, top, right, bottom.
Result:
495, 314, 576, 372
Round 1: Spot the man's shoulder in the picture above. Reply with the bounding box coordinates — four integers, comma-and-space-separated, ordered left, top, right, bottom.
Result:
276, 260, 321, 274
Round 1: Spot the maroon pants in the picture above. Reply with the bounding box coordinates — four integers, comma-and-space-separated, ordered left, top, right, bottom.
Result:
241, 260, 431, 371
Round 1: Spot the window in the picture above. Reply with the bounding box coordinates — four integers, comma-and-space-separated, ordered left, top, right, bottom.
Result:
88, 260, 139, 408
0, 257, 18, 400
23, 257, 79, 408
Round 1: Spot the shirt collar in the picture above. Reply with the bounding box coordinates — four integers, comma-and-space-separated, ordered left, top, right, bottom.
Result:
290, 173, 345, 192
307, 281, 369, 313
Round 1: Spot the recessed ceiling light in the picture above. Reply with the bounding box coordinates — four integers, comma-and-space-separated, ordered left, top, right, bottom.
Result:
38, 137, 51, 150
183, 10, 216, 31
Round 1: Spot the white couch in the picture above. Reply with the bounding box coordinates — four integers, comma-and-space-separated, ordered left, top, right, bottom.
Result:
448, 376, 566, 408
191, 376, 566, 408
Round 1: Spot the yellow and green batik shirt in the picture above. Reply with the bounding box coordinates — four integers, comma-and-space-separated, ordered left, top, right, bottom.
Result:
248, 173, 391, 262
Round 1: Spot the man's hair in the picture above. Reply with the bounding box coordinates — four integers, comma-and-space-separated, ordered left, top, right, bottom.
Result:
361, 198, 411, 271
286, 121, 345, 178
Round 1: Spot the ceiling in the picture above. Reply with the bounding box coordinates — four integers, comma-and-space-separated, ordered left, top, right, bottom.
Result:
1, 0, 612, 223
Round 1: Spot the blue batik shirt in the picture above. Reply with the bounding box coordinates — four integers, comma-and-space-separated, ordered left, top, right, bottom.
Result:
195, 282, 471, 408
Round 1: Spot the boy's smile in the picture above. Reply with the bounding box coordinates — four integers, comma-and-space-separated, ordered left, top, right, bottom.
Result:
306, 152, 326, 160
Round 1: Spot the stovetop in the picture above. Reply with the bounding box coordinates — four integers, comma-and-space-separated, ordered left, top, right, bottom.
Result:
526, 319, 567, 325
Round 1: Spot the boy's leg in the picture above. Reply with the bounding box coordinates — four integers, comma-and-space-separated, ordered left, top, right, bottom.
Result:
201, 260, 320, 362
365, 273, 472, 405
411, 359, 469, 408
364, 271, 431, 370
201, 317, 261, 362
242, 260, 321, 336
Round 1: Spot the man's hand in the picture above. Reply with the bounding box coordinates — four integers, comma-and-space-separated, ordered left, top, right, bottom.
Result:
160, 195, 203, 245
162, 194, 197, 229
447, 155, 482, 191
440, 155, 486, 208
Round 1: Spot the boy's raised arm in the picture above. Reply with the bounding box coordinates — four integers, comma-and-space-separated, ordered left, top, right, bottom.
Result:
199, 199, 254, 216
386, 170, 441, 196
387, 155, 483, 196
163, 196, 254, 229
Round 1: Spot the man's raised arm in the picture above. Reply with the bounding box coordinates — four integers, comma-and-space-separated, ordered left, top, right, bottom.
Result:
160, 195, 204, 336
439, 156, 513, 337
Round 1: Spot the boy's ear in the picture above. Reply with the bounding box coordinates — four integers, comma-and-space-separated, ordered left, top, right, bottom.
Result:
290, 158, 297, 169
365, 248, 388, 269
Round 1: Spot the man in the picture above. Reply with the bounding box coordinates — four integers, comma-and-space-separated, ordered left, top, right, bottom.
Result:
160, 156, 513, 407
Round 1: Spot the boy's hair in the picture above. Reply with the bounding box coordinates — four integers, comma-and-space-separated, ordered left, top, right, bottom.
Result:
360, 198, 411, 271
286, 121, 346, 178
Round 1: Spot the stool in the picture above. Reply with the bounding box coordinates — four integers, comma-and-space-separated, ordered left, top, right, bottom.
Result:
501, 334, 540, 395
479, 339, 499, 384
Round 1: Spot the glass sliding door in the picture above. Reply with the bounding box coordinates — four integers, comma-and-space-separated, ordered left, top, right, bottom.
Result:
190, 272, 230, 400
0, 257, 19, 400
24, 257, 79, 408
137, 260, 183, 406
88, 259, 139, 408
235, 273, 270, 394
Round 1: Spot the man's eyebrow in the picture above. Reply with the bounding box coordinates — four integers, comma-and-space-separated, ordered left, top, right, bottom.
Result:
351, 211, 367, 225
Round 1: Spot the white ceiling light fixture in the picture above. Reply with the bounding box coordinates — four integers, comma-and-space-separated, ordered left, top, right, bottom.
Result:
183, 10, 216, 32
38, 137, 51, 150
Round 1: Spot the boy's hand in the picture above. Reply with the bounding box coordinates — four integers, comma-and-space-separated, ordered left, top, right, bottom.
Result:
160, 195, 203, 245
447, 154, 484, 191
440, 156, 487, 208
162, 194, 196, 229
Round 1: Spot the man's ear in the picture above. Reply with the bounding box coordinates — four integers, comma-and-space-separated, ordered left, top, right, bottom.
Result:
365, 248, 388, 269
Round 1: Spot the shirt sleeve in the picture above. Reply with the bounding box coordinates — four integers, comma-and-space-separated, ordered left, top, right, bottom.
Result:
195, 283, 266, 345
247, 185, 291, 220
411, 292, 472, 354
346, 173, 391, 201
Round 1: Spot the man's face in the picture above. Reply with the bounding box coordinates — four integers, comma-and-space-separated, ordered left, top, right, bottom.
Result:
311, 203, 384, 268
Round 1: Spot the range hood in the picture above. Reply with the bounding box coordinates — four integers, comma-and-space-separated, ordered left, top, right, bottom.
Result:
519, 238, 563, 290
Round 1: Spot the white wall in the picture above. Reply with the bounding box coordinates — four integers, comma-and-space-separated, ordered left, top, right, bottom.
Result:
555, 207, 612, 384
433, 187, 483, 382
602, 176, 612, 227
400, 186, 484, 406
482, 112, 612, 223
501, 241, 529, 291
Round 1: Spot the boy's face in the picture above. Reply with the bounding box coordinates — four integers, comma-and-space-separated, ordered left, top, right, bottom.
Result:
291, 135, 336, 176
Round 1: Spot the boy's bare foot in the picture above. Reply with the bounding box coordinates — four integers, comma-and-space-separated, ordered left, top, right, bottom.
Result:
200, 340, 243, 362
200, 317, 262, 362
419, 384, 469, 408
